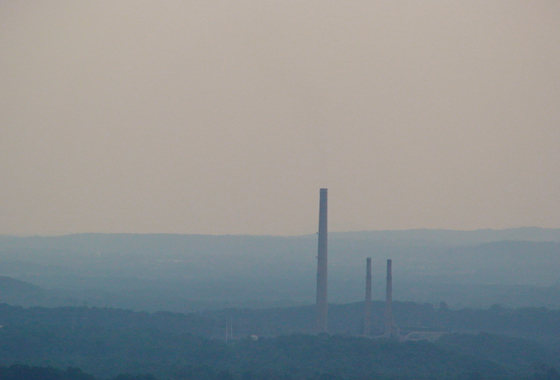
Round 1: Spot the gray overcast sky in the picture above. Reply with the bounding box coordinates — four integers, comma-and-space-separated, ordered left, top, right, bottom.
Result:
1, 1, 559, 236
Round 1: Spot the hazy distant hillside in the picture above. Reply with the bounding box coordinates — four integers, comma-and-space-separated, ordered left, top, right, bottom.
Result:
2, 227, 560, 250
1, 229, 560, 311
331, 227, 560, 245
0, 276, 51, 306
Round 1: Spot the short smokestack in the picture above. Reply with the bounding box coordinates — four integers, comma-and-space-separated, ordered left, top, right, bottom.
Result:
316, 188, 328, 333
364, 257, 372, 336
385, 259, 395, 335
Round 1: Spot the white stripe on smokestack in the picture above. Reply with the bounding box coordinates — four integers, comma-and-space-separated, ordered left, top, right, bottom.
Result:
316, 188, 328, 333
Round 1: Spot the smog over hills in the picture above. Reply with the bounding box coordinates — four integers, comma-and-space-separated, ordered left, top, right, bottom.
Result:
1, 228, 560, 312
1, 1, 560, 379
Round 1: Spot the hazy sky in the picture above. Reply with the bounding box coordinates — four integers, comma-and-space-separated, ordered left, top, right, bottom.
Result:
1, 1, 559, 236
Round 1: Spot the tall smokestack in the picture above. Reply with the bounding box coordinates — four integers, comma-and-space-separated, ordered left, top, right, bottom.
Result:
364, 257, 372, 336
385, 259, 395, 335
316, 188, 328, 333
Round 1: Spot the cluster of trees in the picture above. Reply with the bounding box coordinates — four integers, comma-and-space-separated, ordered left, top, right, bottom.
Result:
2, 300, 560, 340
1, 303, 560, 379
0, 364, 154, 380
204, 301, 560, 341
0, 336, 559, 380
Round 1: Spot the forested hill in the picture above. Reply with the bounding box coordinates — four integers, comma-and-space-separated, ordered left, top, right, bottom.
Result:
0, 305, 559, 379
2, 301, 560, 342
0, 303, 560, 379
0, 335, 559, 380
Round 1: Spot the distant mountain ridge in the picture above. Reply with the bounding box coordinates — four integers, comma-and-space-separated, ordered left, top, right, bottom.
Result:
0, 276, 44, 294
1, 228, 560, 311
330, 227, 560, 245
0, 276, 50, 306
1, 227, 560, 251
